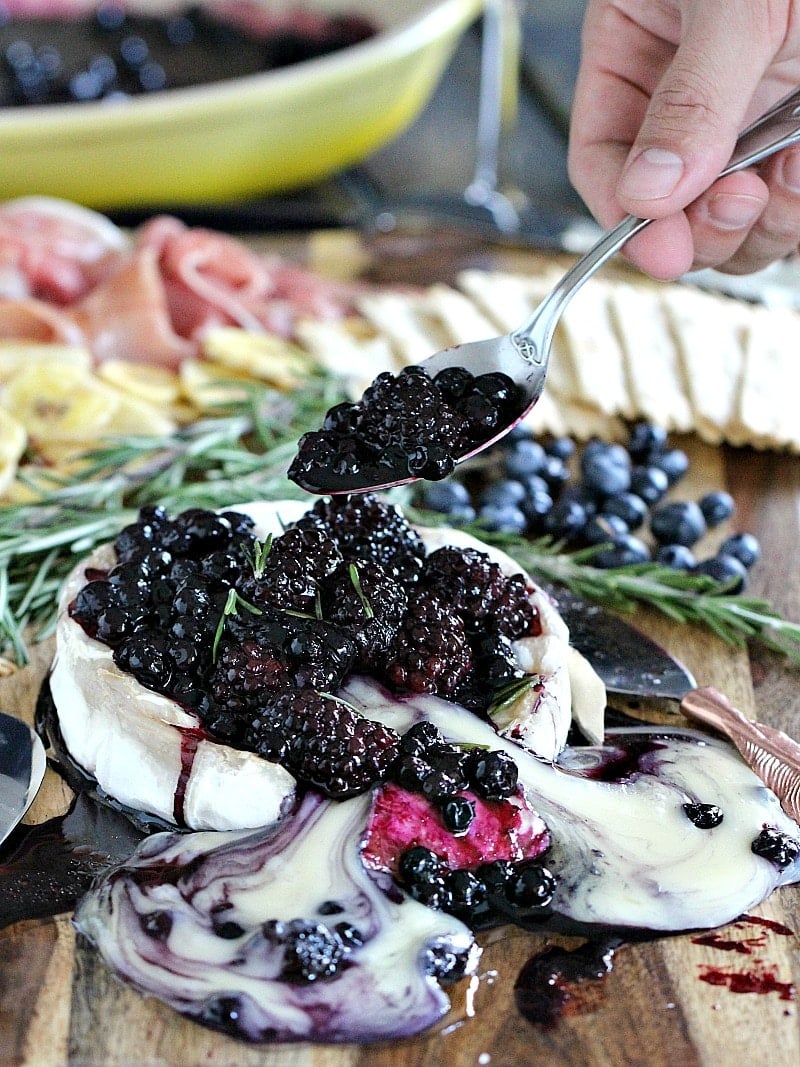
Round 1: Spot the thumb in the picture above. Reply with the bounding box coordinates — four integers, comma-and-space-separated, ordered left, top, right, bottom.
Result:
616, 0, 781, 217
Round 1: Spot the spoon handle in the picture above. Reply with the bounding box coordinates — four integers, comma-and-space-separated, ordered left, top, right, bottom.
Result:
513, 84, 800, 350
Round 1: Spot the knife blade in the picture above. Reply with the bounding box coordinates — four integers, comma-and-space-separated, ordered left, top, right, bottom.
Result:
551, 586, 800, 825
550, 586, 697, 700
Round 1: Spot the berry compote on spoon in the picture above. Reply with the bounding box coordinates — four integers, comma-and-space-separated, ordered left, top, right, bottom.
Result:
289, 86, 800, 496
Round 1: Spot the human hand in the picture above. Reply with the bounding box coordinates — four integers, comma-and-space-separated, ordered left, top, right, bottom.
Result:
567, 0, 800, 279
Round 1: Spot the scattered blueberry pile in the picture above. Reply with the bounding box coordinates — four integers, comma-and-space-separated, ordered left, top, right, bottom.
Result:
69, 495, 541, 800
289, 365, 527, 492
0, 4, 375, 106
419, 421, 761, 593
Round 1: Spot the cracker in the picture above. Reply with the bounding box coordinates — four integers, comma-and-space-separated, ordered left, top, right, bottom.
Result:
558, 279, 632, 417
734, 305, 800, 450
659, 286, 749, 445
608, 281, 692, 431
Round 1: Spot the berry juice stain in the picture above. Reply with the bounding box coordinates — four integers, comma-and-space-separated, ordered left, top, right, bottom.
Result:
174, 727, 205, 826
698, 963, 796, 1002
0, 793, 144, 930
513, 939, 621, 1028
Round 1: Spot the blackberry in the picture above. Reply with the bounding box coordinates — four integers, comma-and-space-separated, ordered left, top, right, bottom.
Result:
423, 546, 506, 622
240, 526, 343, 613
295, 494, 425, 575
113, 630, 174, 692
319, 560, 408, 667
485, 572, 540, 640
751, 827, 800, 870
249, 688, 400, 798
270, 920, 348, 983
210, 636, 292, 711
385, 592, 471, 696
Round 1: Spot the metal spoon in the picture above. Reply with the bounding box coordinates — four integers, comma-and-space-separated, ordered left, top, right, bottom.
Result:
0, 710, 46, 847
304, 85, 800, 495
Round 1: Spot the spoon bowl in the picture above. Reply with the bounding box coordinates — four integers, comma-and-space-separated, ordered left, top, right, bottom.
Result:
291, 85, 800, 496
0, 710, 46, 848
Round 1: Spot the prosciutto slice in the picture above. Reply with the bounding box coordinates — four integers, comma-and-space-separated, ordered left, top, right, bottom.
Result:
0, 198, 363, 368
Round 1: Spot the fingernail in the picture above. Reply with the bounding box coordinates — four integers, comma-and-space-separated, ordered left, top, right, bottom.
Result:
706, 192, 763, 230
779, 149, 800, 192
618, 148, 684, 201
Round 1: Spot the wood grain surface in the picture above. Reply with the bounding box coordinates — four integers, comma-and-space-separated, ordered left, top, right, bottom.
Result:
1, 235, 800, 1067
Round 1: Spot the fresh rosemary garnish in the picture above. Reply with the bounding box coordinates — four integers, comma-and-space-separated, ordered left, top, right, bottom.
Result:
0, 370, 797, 670
212, 588, 263, 662
247, 534, 273, 580
348, 563, 374, 619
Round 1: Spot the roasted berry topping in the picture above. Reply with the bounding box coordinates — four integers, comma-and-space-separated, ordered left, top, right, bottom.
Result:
319, 559, 408, 668
385, 592, 472, 696
245, 688, 400, 799
294, 494, 425, 576
467, 750, 519, 800
288, 365, 525, 491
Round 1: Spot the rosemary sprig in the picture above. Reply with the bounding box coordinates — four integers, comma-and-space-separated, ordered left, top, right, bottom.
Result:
212, 588, 263, 662
0, 376, 344, 662
437, 519, 800, 665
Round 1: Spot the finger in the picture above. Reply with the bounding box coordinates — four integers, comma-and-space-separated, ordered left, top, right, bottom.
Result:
620, 214, 696, 281
719, 146, 800, 273
615, 0, 786, 219
568, 2, 676, 228
683, 171, 769, 270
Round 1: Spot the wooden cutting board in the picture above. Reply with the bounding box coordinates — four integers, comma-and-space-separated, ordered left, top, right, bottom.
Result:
2, 234, 800, 1067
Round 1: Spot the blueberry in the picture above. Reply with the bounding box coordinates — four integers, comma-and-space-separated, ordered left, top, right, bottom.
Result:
522, 489, 554, 530
542, 499, 587, 541
650, 500, 707, 546
628, 421, 668, 460
478, 503, 527, 535
502, 863, 557, 913
503, 439, 547, 478
582, 513, 629, 545
540, 454, 571, 491
601, 491, 648, 530
580, 443, 631, 496
468, 750, 518, 799
592, 534, 650, 568
544, 436, 575, 460
436, 795, 476, 834
699, 490, 735, 527
652, 447, 689, 485
655, 544, 696, 570
447, 869, 487, 913
399, 845, 445, 885
682, 802, 723, 829
751, 827, 800, 870
422, 480, 472, 515
693, 553, 748, 593
629, 465, 669, 506
480, 479, 528, 508
719, 532, 761, 568
559, 483, 599, 516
